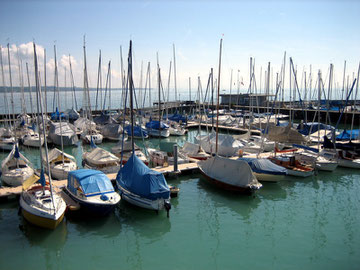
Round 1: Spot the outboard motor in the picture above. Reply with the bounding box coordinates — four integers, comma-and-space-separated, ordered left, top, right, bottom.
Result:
164, 199, 171, 218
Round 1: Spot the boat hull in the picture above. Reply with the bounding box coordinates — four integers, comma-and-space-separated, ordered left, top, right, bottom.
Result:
64, 187, 119, 216
253, 172, 285, 182
21, 207, 65, 229
118, 185, 168, 211
338, 158, 360, 169
199, 168, 255, 195
146, 128, 170, 138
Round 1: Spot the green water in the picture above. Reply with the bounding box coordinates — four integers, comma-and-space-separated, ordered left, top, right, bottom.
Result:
0, 130, 360, 270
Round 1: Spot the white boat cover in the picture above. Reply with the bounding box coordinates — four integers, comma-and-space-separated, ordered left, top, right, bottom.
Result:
84, 147, 120, 165
199, 156, 261, 188
1, 145, 32, 169
111, 141, 139, 154
267, 124, 307, 144
44, 148, 76, 163
196, 132, 244, 157
74, 117, 97, 132
102, 123, 123, 139
48, 122, 78, 146
181, 142, 202, 156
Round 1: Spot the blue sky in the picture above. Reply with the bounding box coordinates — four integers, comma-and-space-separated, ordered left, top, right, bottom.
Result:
0, 0, 359, 98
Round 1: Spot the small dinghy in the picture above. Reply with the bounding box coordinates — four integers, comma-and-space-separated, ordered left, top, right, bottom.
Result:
269, 155, 315, 177
65, 169, 120, 215
1, 145, 35, 187
116, 153, 171, 214
198, 155, 262, 195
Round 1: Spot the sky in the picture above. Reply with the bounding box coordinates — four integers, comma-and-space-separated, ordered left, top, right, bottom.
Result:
0, 0, 359, 99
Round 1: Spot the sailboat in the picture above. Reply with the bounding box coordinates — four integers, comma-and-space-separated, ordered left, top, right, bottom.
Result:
1, 145, 35, 186
116, 40, 171, 215
43, 148, 77, 180
20, 42, 66, 229
198, 39, 262, 195
82, 139, 121, 174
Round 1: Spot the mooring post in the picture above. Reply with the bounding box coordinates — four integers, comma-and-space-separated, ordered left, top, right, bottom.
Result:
173, 144, 178, 172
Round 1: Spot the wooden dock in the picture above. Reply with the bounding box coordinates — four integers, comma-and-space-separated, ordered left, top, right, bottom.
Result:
0, 161, 200, 202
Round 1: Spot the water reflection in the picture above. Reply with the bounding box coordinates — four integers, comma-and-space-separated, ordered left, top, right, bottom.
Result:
197, 179, 260, 220
66, 210, 122, 238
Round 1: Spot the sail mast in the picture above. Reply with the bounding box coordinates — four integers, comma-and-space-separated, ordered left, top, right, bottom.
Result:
215, 38, 223, 154
128, 40, 135, 152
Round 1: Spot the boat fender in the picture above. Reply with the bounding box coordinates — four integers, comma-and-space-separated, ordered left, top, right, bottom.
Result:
100, 194, 109, 201
81, 159, 86, 168
164, 200, 171, 218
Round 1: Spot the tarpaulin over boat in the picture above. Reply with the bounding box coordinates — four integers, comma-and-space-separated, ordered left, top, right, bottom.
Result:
198, 155, 261, 188
145, 121, 169, 130
102, 123, 123, 139
44, 148, 76, 163
323, 136, 360, 154
68, 169, 114, 197
336, 129, 360, 141
48, 122, 78, 146
116, 153, 170, 200
267, 124, 307, 144
64, 108, 80, 121
93, 112, 116, 125
51, 107, 66, 120
83, 147, 119, 165
297, 122, 334, 135
124, 125, 148, 137
165, 113, 187, 123
239, 157, 287, 175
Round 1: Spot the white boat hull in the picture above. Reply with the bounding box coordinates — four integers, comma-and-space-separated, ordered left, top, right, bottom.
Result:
254, 173, 285, 182
287, 169, 314, 178
147, 128, 170, 138
83, 162, 120, 174
118, 185, 168, 211
1, 167, 34, 186
81, 134, 103, 144
338, 158, 360, 169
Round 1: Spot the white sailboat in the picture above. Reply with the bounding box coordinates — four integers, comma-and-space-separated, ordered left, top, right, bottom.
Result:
43, 148, 77, 180
1, 145, 35, 187
20, 42, 66, 229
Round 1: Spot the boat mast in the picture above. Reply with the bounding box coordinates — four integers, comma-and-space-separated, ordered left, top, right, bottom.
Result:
7, 44, 15, 130
173, 44, 177, 103
350, 62, 360, 141
128, 40, 135, 152
26, 63, 34, 119
44, 48, 48, 115
0, 46, 11, 128
215, 38, 223, 155
33, 42, 56, 211
53, 44, 65, 165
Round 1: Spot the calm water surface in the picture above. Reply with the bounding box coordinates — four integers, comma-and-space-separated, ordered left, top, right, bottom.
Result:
0, 130, 359, 270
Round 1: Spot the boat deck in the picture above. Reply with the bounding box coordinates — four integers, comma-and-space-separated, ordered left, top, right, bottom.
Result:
186, 121, 261, 135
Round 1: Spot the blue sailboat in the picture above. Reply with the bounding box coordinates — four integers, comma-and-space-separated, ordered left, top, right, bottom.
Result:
116, 40, 171, 216
116, 153, 171, 214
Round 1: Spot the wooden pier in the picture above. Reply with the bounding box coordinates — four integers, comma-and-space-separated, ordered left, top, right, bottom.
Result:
0, 161, 200, 202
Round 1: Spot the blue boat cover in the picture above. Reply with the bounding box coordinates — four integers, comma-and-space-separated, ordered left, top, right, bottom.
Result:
124, 125, 148, 137
51, 107, 66, 121
292, 144, 319, 153
145, 120, 169, 130
297, 122, 334, 135
239, 157, 287, 175
68, 169, 114, 197
336, 129, 360, 141
116, 153, 170, 200
93, 112, 114, 125
165, 113, 187, 123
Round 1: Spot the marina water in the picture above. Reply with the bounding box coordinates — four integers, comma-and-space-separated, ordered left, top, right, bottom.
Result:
0, 129, 359, 270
